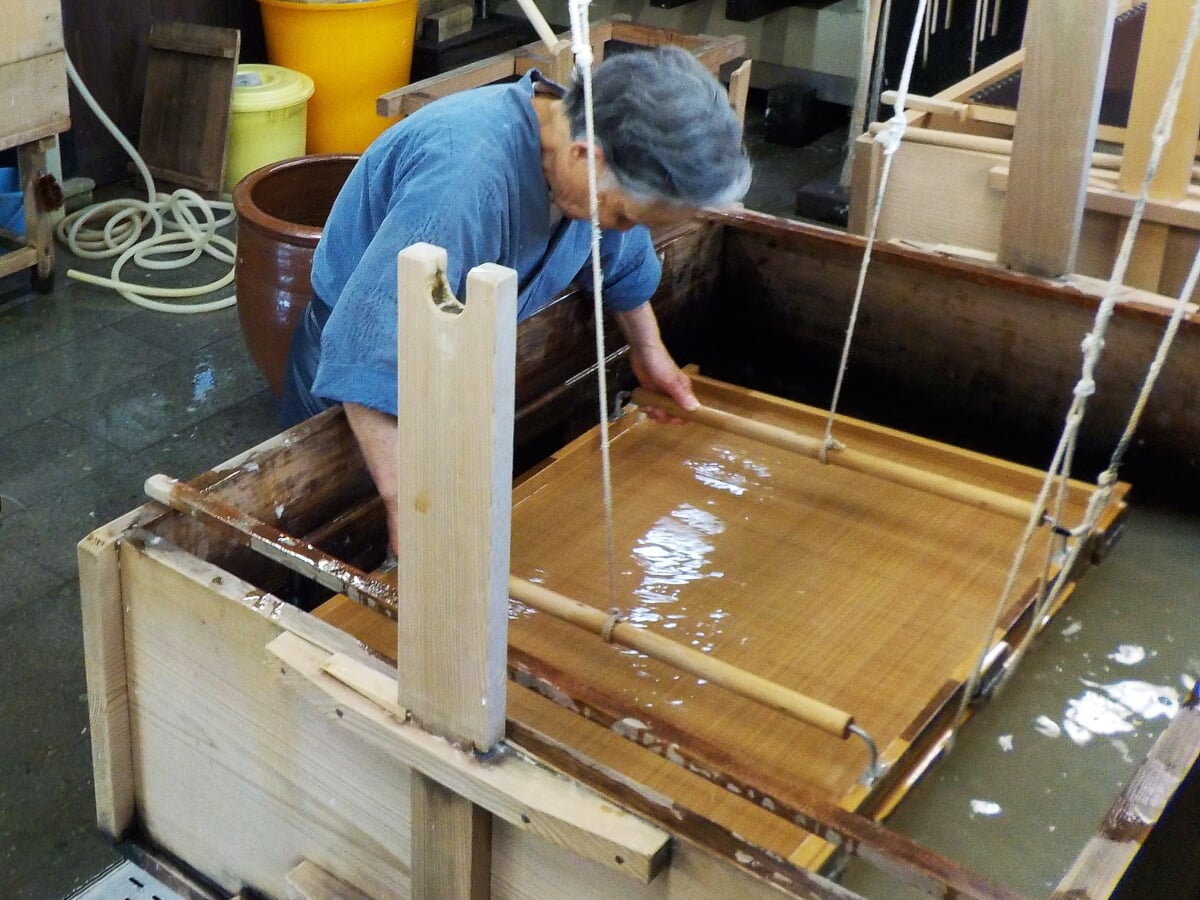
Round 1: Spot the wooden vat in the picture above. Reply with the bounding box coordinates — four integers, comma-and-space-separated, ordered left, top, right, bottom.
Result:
81, 212, 1200, 899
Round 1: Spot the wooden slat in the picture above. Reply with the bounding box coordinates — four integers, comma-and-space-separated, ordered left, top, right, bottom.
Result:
395, 244, 517, 750
137, 23, 239, 194
411, 773, 492, 900
377, 20, 747, 118
0, 0, 63, 67
0, 52, 70, 155
286, 860, 374, 900
270, 630, 672, 884
1052, 692, 1200, 898
0, 245, 38, 279
997, 0, 1116, 276
143, 474, 398, 617
1117, 0, 1200, 292
77, 506, 164, 838
990, 164, 1200, 232
18, 136, 56, 282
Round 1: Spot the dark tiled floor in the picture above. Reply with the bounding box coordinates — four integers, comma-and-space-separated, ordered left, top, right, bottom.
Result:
0, 222, 282, 898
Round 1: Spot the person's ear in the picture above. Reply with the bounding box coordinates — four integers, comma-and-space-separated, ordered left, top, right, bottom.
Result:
568, 141, 606, 171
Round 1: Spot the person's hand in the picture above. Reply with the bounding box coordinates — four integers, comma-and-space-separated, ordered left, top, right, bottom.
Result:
629, 341, 698, 425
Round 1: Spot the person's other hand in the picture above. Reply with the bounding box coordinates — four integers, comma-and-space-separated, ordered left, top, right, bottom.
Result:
629, 342, 698, 425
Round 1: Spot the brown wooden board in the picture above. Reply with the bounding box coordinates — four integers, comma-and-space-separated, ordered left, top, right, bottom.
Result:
136, 22, 239, 194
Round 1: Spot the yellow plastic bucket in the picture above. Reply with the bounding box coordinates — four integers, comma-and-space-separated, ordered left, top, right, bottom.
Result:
257, 0, 417, 154
224, 64, 315, 195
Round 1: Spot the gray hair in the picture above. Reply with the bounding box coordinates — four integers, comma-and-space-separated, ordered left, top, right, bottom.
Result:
562, 46, 752, 209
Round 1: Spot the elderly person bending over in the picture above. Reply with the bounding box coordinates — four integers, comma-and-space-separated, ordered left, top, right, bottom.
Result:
281, 46, 751, 552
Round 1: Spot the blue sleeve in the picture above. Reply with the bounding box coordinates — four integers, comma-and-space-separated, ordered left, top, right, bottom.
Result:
578, 226, 661, 312
312, 161, 505, 416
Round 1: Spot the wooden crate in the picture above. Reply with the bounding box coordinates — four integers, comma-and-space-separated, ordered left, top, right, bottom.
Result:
79, 210, 1200, 899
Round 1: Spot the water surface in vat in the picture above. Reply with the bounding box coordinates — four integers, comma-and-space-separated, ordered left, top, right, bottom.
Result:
837, 502, 1200, 898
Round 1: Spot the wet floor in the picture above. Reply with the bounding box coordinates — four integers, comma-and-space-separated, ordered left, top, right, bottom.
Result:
1, 111, 1197, 899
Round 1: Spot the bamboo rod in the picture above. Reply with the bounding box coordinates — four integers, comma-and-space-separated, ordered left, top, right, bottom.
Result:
509, 575, 854, 740
631, 389, 1038, 522
513, 0, 561, 53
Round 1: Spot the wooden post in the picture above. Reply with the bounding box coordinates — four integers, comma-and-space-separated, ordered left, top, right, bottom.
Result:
727, 59, 752, 128
77, 506, 164, 839
997, 0, 1116, 277
396, 243, 517, 899
1117, 0, 1200, 292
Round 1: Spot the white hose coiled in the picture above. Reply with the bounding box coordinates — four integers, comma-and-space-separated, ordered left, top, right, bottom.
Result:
58, 52, 237, 314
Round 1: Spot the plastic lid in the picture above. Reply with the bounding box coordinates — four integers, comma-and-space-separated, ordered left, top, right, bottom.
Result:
231, 64, 315, 113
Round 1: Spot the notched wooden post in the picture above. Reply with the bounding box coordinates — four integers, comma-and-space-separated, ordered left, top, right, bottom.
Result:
396, 242, 517, 899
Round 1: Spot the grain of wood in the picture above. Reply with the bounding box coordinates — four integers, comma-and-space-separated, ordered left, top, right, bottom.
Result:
395, 244, 516, 750
998, 0, 1116, 276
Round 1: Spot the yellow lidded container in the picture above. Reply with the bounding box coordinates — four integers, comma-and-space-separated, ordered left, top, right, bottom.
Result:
224, 64, 316, 195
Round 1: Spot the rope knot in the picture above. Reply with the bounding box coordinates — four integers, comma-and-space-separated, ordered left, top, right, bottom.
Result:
1073, 378, 1096, 399
1080, 333, 1105, 355
818, 436, 844, 464
600, 609, 624, 643
873, 114, 908, 157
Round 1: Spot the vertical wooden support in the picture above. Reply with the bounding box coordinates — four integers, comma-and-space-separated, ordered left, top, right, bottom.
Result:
727, 59, 752, 129
396, 243, 517, 899
18, 137, 56, 285
842, 0, 885, 186
77, 506, 160, 838
410, 774, 493, 900
396, 243, 516, 747
997, 0, 1116, 277
1117, 0, 1200, 292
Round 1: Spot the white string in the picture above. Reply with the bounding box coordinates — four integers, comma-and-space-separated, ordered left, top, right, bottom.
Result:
956, 0, 1200, 721
821, 0, 929, 462
567, 0, 618, 610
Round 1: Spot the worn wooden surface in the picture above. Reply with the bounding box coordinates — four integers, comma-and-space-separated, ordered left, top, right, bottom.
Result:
709, 209, 1200, 497
137, 22, 239, 194
1052, 690, 1200, 898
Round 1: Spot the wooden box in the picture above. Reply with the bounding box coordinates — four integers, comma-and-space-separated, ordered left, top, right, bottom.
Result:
81, 211, 1200, 899
0, 0, 68, 153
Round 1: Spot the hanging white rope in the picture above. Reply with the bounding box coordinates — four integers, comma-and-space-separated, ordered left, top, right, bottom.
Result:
566, 0, 619, 611
956, 0, 1200, 721
820, 0, 929, 463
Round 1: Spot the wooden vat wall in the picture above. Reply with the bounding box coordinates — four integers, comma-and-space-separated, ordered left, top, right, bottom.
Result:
701, 212, 1200, 502
512, 219, 725, 471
